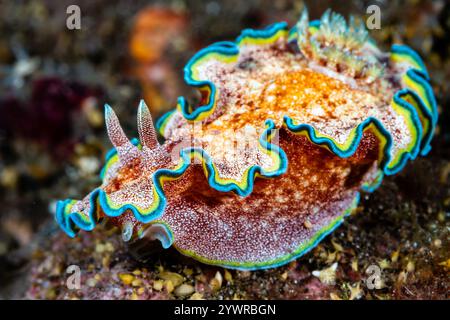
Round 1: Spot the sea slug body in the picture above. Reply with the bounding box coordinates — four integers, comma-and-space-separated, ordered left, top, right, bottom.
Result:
56, 9, 437, 270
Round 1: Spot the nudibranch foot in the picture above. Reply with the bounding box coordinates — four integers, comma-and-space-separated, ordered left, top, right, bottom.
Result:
56, 8, 437, 270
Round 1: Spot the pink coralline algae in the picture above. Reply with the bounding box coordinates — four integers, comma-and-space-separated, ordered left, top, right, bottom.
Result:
56, 9, 437, 270
0, 77, 103, 159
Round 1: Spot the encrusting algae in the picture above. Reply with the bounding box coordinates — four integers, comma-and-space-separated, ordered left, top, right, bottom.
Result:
56, 9, 438, 270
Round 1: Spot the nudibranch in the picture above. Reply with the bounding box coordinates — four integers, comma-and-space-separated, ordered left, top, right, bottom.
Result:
56, 9, 437, 270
